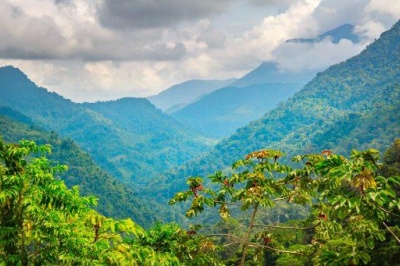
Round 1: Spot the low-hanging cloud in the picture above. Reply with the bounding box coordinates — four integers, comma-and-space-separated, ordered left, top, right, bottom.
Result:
273, 39, 366, 72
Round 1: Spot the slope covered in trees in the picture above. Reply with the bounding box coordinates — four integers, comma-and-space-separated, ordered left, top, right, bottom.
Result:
172, 82, 302, 138
162, 20, 400, 195
0, 68, 212, 184
0, 112, 163, 226
0, 139, 220, 265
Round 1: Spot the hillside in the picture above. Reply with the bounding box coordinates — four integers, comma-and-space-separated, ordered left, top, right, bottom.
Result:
0, 111, 162, 226
162, 20, 400, 195
0, 68, 212, 184
171, 82, 302, 138
147, 79, 235, 113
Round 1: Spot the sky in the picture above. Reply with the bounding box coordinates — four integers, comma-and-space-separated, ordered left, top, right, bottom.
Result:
0, 0, 399, 102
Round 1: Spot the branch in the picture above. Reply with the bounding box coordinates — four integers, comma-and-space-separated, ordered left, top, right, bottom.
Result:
383, 222, 400, 245
376, 204, 400, 218
223, 241, 242, 248
248, 242, 303, 255
204, 234, 245, 244
253, 224, 312, 230
273, 196, 291, 201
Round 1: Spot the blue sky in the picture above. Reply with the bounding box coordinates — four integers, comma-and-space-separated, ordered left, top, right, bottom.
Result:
0, 0, 398, 102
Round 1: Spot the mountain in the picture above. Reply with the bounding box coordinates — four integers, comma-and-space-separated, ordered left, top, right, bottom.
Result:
0, 110, 162, 226
0, 67, 212, 185
231, 61, 314, 88
171, 61, 315, 139
287, 23, 361, 44
148, 79, 236, 113
161, 20, 400, 196
171, 82, 302, 138
80, 98, 214, 182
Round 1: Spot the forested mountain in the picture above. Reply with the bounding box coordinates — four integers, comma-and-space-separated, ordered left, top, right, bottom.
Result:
0, 67, 212, 184
148, 79, 235, 113
287, 23, 361, 44
163, 20, 400, 194
231, 61, 314, 88
171, 82, 302, 138
0, 110, 161, 226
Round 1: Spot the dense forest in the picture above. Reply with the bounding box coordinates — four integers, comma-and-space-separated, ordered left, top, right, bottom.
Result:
1, 137, 399, 265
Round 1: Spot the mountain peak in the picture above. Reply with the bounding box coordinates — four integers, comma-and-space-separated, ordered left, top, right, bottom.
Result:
232, 61, 314, 87
287, 23, 360, 44
0, 65, 28, 80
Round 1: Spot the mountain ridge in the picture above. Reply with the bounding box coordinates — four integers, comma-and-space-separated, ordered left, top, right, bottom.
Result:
0, 67, 213, 185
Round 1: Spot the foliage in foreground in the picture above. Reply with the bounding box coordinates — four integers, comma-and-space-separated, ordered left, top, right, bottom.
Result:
1, 137, 400, 265
170, 141, 400, 265
0, 139, 219, 265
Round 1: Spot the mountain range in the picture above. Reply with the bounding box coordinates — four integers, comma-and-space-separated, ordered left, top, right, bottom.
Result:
0, 21, 399, 227
0, 67, 213, 186
171, 82, 303, 138
159, 20, 400, 202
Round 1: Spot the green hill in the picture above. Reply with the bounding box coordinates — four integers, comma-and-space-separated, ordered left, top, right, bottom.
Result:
0, 111, 161, 226
0, 68, 212, 184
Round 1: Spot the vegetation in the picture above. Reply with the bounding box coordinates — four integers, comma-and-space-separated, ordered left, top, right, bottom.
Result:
0, 139, 220, 265
2, 136, 399, 265
171, 144, 400, 265
0, 114, 164, 226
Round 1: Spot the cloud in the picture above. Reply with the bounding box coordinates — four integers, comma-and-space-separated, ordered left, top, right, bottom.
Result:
274, 39, 366, 72
365, 0, 400, 19
0, 0, 398, 102
310, 0, 369, 32
98, 0, 233, 30
0, 1, 67, 60
247, 0, 293, 10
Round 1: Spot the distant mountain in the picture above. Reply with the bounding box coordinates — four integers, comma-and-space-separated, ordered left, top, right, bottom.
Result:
287, 23, 360, 44
148, 79, 236, 113
171, 82, 302, 138
0, 111, 162, 226
171, 61, 314, 139
231, 62, 314, 88
161, 20, 400, 197
0, 67, 212, 185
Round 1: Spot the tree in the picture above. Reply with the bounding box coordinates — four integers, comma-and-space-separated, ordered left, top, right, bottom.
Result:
170, 147, 400, 265
0, 138, 222, 265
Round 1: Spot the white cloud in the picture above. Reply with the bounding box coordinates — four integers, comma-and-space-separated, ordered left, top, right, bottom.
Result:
0, 0, 398, 102
275, 39, 366, 72
365, 0, 400, 18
